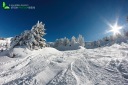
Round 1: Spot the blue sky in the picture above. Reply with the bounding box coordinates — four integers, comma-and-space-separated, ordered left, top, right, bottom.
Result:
0, 0, 128, 42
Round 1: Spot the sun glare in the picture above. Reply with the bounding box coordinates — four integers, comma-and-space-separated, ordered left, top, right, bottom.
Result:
107, 21, 123, 35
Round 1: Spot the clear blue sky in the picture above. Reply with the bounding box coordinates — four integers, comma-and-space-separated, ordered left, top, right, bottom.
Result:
0, 0, 128, 42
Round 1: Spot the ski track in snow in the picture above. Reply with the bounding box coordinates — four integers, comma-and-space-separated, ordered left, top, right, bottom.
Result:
70, 61, 80, 85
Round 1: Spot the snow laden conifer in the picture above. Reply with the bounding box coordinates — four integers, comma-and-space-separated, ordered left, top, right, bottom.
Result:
10, 21, 46, 50
71, 36, 76, 45
77, 34, 85, 47
54, 39, 59, 47
63, 37, 70, 46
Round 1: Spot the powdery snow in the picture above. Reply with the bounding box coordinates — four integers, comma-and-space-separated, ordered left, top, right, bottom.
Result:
0, 43, 128, 85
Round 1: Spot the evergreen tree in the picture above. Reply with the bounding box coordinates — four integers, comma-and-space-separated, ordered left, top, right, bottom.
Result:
54, 39, 59, 47
96, 40, 101, 47
10, 21, 46, 50
71, 36, 76, 46
77, 35, 85, 47
63, 37, 70, 46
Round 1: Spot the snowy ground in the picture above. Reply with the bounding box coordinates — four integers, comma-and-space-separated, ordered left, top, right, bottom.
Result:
0, 43, 128, 85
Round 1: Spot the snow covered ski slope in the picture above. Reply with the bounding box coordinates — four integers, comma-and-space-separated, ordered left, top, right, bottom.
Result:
0, 43, 128, 85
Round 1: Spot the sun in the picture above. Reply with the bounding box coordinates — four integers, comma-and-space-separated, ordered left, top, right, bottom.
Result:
107, 21, 123, 35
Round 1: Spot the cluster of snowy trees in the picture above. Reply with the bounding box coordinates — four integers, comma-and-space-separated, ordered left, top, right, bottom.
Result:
0, 42, 8, 51
0, 38, 11, 51
10, 21, 46, 50
86, 30, 128, 49
8, 20, 128, 50
54, 35, 85, 48
0, 38, 5, 40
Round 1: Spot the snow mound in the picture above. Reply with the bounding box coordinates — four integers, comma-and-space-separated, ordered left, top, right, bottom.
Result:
8, 47, 31, 58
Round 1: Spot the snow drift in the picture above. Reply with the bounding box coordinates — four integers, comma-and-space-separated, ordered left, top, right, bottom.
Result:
0, 43, 128, 85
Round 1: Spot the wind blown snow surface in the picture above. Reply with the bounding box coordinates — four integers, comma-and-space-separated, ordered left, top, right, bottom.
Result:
0, 43, 128, 85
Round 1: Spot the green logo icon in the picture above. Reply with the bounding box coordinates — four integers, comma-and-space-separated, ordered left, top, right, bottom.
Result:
2, 2, 10, 10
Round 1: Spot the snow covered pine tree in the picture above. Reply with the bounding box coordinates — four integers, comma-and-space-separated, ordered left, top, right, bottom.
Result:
70, 36, 77, 46
77, 34, 85, 47
10, 21, 46, 50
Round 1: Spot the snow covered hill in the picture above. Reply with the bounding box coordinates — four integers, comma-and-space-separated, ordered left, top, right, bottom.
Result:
0, 43, 128, 85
